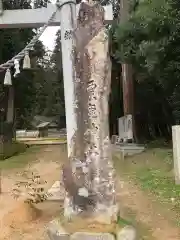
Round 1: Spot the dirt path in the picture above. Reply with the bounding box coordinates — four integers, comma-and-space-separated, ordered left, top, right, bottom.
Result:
0, 145, 180, 239
0, 145, 65, 240
117, 177, 180, 239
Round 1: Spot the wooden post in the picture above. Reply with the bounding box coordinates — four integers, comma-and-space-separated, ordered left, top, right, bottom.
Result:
6, 86, 14, 124
121, 64, 134, 116
120, 0, 136, 141
0, 169, 2, 193
0, 0, 3, 16
172, 126, 180, 184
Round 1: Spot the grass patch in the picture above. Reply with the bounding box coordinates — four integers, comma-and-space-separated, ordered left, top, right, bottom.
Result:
16, 137, 66, 141
35, 139, 66, 143
0, 141, 27, 160
16, 137, 67, 145
113, 148, 180, 226
117, 215, 132, 226
0, 145, 44, 170
119, 207, 155, 240
40, 137, 66, 141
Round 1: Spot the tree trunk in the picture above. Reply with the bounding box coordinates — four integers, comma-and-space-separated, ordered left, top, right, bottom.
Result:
6, 86, 14, 124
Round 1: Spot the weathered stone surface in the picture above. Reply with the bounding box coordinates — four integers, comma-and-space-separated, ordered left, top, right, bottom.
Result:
47, 181, 65, 201
63, 2, 117, 218
47, 218, 137, 240
71, 232, 115, 240
91, 204, 119, 224
117, 226, 137, 240
47, 219, 70, 240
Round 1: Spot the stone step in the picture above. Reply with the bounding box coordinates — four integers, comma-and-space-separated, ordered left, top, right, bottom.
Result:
47, 220, 137, 240
47, 181, 64, 201
113, 144, 145, 156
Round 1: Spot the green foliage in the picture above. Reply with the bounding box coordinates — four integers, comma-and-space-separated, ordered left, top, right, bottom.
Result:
13, 171, 51, 204
114, 148, 180, 226
0, 1, 35, 129
117, 215, 132, 226
19, 29, 66, 129
0, 121, 13, 135
114, 0, 180, 140
0, 0, 52, 129
46, 30, 65, 127
14, 40, 45, 129
33, 0, 50, 8
0, 146, 43, 169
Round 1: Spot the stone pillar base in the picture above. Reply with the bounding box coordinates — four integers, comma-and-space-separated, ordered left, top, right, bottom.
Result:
47, 218, 137, 240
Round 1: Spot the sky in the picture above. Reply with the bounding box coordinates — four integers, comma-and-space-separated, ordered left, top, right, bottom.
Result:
39, 26, 59, 51
39, 0, 59, 51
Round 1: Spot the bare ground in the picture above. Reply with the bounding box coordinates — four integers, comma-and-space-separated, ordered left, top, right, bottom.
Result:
0, 145, 65, 240
117, 178, 180, 239
0, 145, 180, 239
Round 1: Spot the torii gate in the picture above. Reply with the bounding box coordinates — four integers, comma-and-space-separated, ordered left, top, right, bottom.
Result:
0, 0, 118, 223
